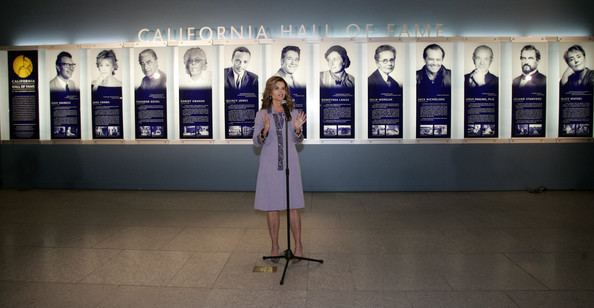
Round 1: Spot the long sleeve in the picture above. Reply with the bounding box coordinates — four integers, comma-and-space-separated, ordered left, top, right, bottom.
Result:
253, 110, 267, 146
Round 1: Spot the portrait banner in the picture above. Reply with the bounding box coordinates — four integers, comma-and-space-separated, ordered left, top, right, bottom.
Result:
558, 42, 594, 137
511, 42, 548, 137
319, 42, 357, 139
463, 42, 500, 138
416, 42, 452, 138
223, 45, 261, 139
134, 47, 168, 139
47, 49, 81, 139
271, 42, 307, 138
88, 48, 124, 139
179, 46, 214, 139
367, 42, 405, 138
8, 50, 39, 139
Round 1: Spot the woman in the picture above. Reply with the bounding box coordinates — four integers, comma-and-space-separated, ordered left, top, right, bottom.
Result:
320, 45, 355, 88
180, 47, 211, 89
560, 45, 594, 92
254, 76, 307, 258
92, 49, 121, 90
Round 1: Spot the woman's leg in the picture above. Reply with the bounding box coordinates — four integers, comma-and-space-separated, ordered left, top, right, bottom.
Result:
289, 209, 303, 256
267, 211, 280, 256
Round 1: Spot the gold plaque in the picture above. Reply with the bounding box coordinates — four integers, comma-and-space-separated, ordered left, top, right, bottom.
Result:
253, 266, 277, 273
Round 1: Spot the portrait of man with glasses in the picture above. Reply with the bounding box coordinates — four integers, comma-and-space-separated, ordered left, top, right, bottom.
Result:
49, 51, 78, 92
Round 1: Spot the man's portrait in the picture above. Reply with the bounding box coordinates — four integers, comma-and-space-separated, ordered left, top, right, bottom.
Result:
224, 46, 258, 91
465, 45, 498, 95
512, 44, 546, 92
416, 43, 451, 95
137, 48, 167, 91
368, 44, 402, 92
49, 51, 78, 92
275, 45, 302, 88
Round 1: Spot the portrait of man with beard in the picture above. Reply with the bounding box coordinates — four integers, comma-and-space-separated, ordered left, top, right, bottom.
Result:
512, 44, 546, 95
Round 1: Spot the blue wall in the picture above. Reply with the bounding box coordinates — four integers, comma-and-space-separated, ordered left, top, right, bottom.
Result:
2, 143, 593, 191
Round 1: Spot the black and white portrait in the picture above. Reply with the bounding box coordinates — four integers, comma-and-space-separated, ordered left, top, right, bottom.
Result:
273, 45, 305, 88
49, 50, 79, 92
320, 44, 355, 88
512, 44, 547, 93
367, 44, 404, 92
179, 46, 212, 89
136, 48, 168, 91
224, 46, 259, 91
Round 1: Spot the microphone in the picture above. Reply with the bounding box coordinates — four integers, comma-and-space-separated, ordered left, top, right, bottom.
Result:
281, 100, 292, 121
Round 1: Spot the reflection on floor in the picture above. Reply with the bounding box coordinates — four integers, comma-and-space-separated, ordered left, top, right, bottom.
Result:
1, 189, 593, 307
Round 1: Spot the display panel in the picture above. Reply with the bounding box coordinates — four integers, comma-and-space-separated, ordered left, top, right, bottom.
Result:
367, 42, 405, 138
319, 42, 357, 139
134, 47, 168, 139
270, 42, 308, 138
8, 50, 39, 139
223, 44, 261, 139
558, 42, 593, 137
416, 42, 452, 138
178, 45, 214, 139
463, 42, 500, 138
47, 49, 81, 139
511, 42, 548, 137
88, 48, 124, 139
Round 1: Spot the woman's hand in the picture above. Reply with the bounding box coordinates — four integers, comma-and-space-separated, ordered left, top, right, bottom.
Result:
294, 111, 307, 130
560, 67, 574, 85
262, 112, 270, 135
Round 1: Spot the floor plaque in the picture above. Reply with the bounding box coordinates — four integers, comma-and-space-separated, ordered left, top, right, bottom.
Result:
253, 265, 277, 273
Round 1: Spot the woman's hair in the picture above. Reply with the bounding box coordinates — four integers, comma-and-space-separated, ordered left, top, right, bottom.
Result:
96, 49, 118, 74
324, 45, 351, 68
183, 47, 207, 75
260, 76, 295, 110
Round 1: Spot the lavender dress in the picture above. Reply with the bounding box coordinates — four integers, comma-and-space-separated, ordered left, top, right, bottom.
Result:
253, 108, 305, 211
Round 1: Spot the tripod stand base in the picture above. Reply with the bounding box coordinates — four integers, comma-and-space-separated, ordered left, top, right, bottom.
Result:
263, 249, 324, 285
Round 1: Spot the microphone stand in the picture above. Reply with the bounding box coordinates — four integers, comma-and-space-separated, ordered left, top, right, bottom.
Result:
262, 112, 323, 285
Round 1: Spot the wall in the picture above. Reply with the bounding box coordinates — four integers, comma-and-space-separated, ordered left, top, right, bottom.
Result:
1, 0, 593, 191
2, 143, 593, 191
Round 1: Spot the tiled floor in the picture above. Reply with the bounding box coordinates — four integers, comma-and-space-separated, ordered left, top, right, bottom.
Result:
1, 189, 593, 307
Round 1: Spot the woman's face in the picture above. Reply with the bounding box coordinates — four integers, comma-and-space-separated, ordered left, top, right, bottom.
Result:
271, 81, 286, 103
98, 58, 114, 74
188, 56, 206, 76
566, 50, 586, 72
326, 51, 345, 74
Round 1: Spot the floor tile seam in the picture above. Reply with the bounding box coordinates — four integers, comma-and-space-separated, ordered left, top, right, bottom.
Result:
110, 282, 213, 291
505, 289, 594, 293
0, 280, 126, 288
0, 222, 129, 229
0, 243, 128, 250
160, 251, 206, 288
403, 290, 518, 307
156, 226, 190, 250
210, 250, 235, 290
76, 248, 125, 284
501, 252, 552, 290
404, 290, 528, 294
230, 228, 252, 254
90, 225, 191, 249
1, 246, 123, 254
